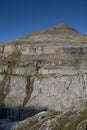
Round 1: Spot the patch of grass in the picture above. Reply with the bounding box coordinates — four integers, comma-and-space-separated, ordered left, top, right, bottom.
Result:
9, 51, 21, 61
0, 70, 7, 75
26, 75, 31, 82
52, 112, 73, 130
12, 73, 24, 77
0, 91, 5, 105
16, 113, 57, 130
37, 74, 47, 80
16, 119, 39, 130
37, 73, 74, 81
58, 73, 75, 77
37, 74, 56, 81
52, 109, 87, 130
82, 42, 87, 44
0, 71, 24, 77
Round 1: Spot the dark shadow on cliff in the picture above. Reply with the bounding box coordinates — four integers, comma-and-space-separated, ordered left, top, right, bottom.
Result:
0, 106, 47, 122
0, 105, 47, 130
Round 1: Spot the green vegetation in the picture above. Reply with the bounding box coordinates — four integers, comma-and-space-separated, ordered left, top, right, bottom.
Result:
82, 41, 87, 44
37, 73, 75, 81
0, 70, 7, 75
16, 119, 39, 130
16, 113, 57, 130
0, 70, 31, 77
0, 91, 5, 105
11, 106, 87, 130
26, 75, 31, 82
37, 74, 56, 81
9, 51, 21, 61
52, 109, 87, 130
37, 74, 49, 80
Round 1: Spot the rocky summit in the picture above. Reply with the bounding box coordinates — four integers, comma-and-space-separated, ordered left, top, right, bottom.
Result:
0, 23, 87, 130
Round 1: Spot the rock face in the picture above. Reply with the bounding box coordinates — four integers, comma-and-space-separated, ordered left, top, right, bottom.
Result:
26, 71, 87, 111
0, 23, 87, 129
4, 76, 27, 106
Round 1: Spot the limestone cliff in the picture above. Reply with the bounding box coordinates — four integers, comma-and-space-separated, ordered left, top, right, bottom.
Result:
0, 23, 87, 130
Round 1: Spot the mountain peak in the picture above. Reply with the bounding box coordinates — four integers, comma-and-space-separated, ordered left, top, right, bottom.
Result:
54, 23, 73, 29
20, 23, 80, 40
49, 23, 79, 34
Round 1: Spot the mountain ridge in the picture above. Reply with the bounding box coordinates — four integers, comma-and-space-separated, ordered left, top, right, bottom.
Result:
20, 23, 80, 41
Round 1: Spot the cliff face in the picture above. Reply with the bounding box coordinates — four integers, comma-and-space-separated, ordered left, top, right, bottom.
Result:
0, 23, 87, 129
0, 23, 87, 110
1, 60, 87, 112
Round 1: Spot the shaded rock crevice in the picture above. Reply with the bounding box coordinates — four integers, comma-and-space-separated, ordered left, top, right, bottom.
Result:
0, 61, 16, 105
1, 61, 16, 95
22, 76, 35, 107
78, 71, 87, 98
64, 77, 73, 92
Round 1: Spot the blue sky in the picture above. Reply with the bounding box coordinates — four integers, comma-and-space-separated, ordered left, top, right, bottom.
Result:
0, 0, 87, 43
